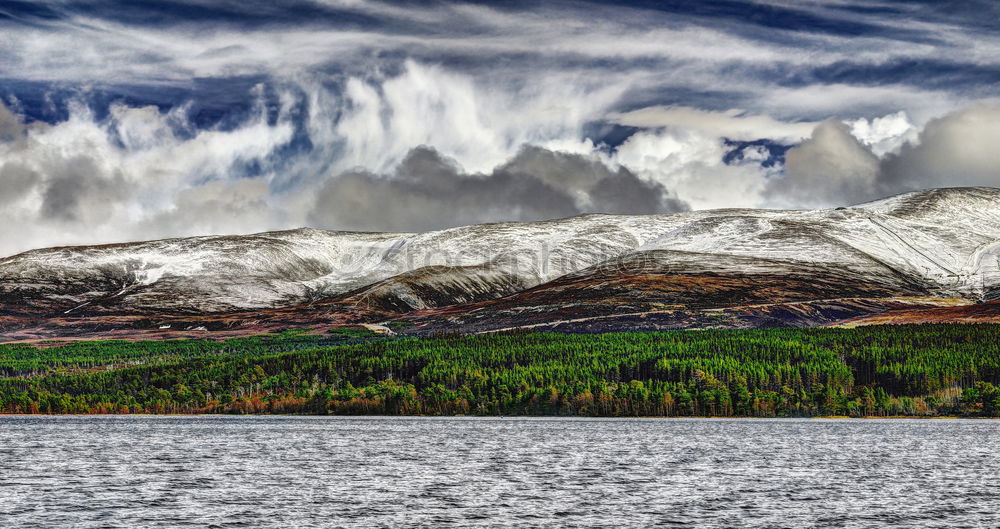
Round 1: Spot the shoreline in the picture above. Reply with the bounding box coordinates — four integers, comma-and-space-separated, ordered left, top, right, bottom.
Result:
1, 413, 997, 420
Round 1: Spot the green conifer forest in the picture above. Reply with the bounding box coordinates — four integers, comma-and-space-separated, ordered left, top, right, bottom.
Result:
2, 325, 999, 417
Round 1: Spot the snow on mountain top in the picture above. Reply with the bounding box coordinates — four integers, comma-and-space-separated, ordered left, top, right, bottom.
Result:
1, 187, 998, 311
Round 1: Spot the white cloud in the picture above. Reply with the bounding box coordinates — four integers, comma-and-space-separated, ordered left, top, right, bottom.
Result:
331, 61, 625, 174
4, 58, 998, 258
611, 128, 772, 210
847, 111, 918, 157
759, 83, 963, 124
0, 90, 298, 255
0, 64, 663, 256
608, 106, 816, 143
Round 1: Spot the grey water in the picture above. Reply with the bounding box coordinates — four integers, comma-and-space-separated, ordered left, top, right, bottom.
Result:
0, 417, 998, 528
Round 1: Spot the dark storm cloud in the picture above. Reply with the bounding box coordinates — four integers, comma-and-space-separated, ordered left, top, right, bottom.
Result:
0, 106, 132, 223
0, 102, 24, 141
38, 158, 131, 223
499, 146, 686, 215
0, 163, 35, 207
766, 120, 881, 207
0, 104, 35, 206
878, 104, 1000, 193
309, 146, 687, 233
768, 104, 1000, 208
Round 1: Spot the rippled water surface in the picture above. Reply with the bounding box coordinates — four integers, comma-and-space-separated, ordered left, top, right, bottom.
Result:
1, 416, 999, 528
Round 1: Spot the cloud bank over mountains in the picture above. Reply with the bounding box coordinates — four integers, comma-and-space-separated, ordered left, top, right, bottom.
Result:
1, 1, 999, 256
772, 104, 1000, 208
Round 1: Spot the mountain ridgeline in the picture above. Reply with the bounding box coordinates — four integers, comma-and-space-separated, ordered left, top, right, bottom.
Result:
1, 187, 1000, 339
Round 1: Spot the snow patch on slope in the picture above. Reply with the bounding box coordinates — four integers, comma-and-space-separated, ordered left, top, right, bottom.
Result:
1, 187, 998, 311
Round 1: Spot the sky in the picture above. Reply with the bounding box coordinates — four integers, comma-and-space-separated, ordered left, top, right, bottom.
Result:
1, 0, 999, 256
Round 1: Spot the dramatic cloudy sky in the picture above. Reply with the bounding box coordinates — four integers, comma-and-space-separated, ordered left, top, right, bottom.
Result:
1, 0, 999, 255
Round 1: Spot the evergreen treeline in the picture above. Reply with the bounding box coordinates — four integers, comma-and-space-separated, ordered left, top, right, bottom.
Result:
1, 325, 999, 417
0, 329, 379, 377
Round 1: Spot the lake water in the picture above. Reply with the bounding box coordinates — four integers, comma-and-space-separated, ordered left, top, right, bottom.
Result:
0, 416, 998, 528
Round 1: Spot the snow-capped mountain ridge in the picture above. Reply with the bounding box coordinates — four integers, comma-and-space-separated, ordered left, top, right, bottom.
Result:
1, 187, 998, 318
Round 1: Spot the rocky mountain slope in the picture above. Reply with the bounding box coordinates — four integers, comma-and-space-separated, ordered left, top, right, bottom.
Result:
1, 187, 998, 340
